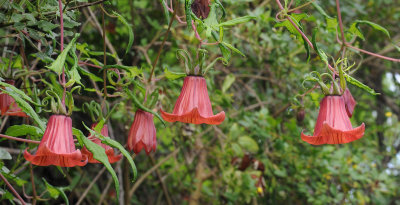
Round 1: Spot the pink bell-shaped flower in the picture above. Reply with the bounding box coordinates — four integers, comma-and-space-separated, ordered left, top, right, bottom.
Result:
127, 109, 157, 154
81, 124, 122, 164
24, 115, 88, 167
160, 76, 225, 125
301, 96, 365, 145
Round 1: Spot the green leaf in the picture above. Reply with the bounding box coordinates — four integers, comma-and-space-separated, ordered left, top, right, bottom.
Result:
0, 84, 45, 131
326, 17, 338, 32
345, 74, 379, 95
160, 0, 170, 23
221, 42, 245, 57
238, 136, 259, 153
216, 16, 256, 27
101, 137, 138, 181
312, 2, 331, 18
312, 28, 328, 65
42, 178, 69, 205
73, 128, 120, 200
47, 33, 80, 75
222, 74, 236, 93
185, 0, 193, 29
0, 148, 12, 160
164, 68, 187, 80
77, 66, 103, 82
349, 20, 390, 40
113, 11, 134, 55
5, 125, 44, 138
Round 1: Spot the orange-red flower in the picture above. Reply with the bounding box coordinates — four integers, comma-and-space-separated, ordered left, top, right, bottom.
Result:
127, 109, 157, 155
301, 95, 365, 145
343, 88, 356, 117
0, 80, 28, 117
81, 124, 122, 164
160, 76, 225, 125
24, 115, 87, 167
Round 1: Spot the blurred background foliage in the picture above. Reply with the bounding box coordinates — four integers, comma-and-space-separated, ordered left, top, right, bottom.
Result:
0, 0, 400, 204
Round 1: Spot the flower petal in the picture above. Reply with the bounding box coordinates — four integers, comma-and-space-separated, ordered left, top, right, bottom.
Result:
301, 123, 365, 145
161, 108, 225, 125
24, 146, 87, 167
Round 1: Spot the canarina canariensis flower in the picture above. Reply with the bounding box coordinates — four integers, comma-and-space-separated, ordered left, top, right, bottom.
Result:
81, 124, 122, 164
343, 88, 356, 117
0, 80, 28, 117
191, 0, 210, 19
24, 115, 87, 167
127, 109, 157, 155
161, 76, 225, 125
301, 95, 365, 145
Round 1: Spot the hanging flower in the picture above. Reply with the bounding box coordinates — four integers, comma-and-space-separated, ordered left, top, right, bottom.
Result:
24, 115, 87, 167
0, 80, 28, 117
127, 109, 157, 155
301, 95, 365, 145
160, 76, 225, 125
81, 124, 122, 164
343, 88, 356, 117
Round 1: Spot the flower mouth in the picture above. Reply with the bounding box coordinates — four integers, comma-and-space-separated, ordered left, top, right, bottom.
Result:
301, 122, 365, 145
161, 108, 225, 125
24, 146, 88, 167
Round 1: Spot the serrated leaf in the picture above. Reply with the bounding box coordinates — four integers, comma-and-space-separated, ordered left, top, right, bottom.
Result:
349, 20, 390, 40
312, 28, 328, 65
221, 42, 245, 57
164, 68, 186, 80
77, 66, 103, 82
5, 125, 43, 138
113, 11, 134, 55
73, 128, 120, 199
345, 74, 379, 95
47, 33, 80, 75
216, 16, 256, 27
37, 20, 58, 33
326, 17, 338, 32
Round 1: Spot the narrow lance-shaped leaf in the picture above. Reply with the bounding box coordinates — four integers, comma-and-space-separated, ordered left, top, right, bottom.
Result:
5, 125, 44, 138
0, 88, 45, 131
345, 74, 379, 95
113, 11, 134, 55
73, 128, 121, 200
47, 33, 80, 75
42, 178, 69, 205
216, 16, 256, 27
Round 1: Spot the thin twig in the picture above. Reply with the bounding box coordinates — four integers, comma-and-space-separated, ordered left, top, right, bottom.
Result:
97, 177, 113, 205
0, 172, 27, 205
336, 0, 346, 44
58, 0, 66, 109
29, 164, 37, 205
149, 155, 173, 205
129, 148, 181, 197
0, 116, 9, 133
76, 166, 107, 205
346, 44, 400, 62
148, 5, 177, 83
0, 134, 40, 144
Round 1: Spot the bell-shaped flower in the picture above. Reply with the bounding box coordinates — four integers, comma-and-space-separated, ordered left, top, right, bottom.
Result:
343, 88, 356, 117
160, 76, 225, 125
127, 109, 156, 154
81, 124, 122, 164
24, 115, 87, 167
301, 96, 365, 145
0, 80, 28, 117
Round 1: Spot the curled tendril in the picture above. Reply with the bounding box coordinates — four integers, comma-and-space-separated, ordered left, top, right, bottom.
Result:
82, 101, 103, 122
176, 49, 193, 75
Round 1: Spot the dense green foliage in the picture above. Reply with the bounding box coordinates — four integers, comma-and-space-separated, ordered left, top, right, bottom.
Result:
0, 0, 400, 204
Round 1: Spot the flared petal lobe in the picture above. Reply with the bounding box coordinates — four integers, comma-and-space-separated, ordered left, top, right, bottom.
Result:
160, 76, 225, 125
24, 115, 87, 167
301, 96, 364, 145
0, 80, 28, 117
127, 109, 157, 155
343, 88, 356, 117
81, 124, 122, 164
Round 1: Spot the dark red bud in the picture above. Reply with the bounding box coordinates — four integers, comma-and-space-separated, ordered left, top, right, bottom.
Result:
296, 108, 305, 123
191, 0, 210, 19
